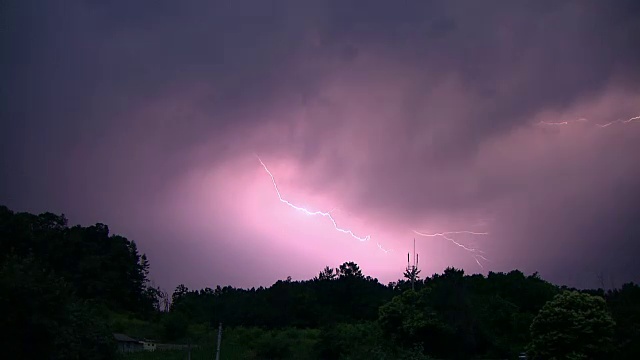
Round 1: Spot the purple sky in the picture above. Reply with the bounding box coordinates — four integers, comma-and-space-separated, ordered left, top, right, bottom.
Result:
2, 1, 639, 292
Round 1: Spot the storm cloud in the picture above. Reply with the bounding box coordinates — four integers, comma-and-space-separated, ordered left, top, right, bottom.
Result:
2, 0, 639, 290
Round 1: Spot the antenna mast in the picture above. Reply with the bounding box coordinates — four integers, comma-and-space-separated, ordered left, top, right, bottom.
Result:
406, 238, 419, 290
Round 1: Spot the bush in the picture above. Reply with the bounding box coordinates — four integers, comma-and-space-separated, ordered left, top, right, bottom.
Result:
316, 322, 387, 360
160, 312, 190, 342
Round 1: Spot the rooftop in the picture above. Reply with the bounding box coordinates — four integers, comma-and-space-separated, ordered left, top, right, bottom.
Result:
113, 333, 139, 343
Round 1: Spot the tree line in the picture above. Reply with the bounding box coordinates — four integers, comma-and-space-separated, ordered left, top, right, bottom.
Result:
1, 205, 639, 359
0, 205, 158, 359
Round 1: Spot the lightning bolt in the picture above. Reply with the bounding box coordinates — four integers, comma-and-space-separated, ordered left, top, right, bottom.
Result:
413, 230, 487, 253
536, 118, 588, 126
413, 230, 489, 268
536, 115, 639, 128
597, 115, 640, 128
538, 121, 570, 126
377, 242, 392, 254
257, 156, 371, 242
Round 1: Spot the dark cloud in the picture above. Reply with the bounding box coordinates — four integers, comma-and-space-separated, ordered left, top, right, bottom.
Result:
1, 0, 639, 290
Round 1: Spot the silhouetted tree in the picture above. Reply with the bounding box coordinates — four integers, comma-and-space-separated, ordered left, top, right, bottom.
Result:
0, 206, 157, 314
316, 265, 338, 280
338, 261, 363, 278
606, 282, 640, 359
0, 255, 115, 359
171, 284, 190, 309
528, 291, 615, 360
4, 204, 640, 360
403, 265, 421, 285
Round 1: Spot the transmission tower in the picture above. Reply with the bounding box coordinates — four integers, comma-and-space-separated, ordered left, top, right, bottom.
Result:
406, 238, 419, 290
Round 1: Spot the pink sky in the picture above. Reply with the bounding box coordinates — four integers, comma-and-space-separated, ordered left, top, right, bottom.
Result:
2, 1, 639, 291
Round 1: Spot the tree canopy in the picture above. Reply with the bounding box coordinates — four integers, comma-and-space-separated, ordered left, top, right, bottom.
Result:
1, 204, 639, 359
0, 205, 158, 314
528, 291, 616, 360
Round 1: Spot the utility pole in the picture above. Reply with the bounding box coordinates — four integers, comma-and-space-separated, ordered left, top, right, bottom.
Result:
407, 238, 419, 290
215, 322, 222, 360
413, 238, 416, 290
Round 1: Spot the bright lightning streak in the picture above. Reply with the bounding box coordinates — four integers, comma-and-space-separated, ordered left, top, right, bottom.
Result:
413, 230, 489, 268
597, 115, 640, 128
537, 121, 570, 126
257, 156, 371, 242
536, 118, 588, 126
537, 115, 639, 128
413, 230, 487, 253
474, 253, 493, 269
377, 242, 392, 254
474, 253, 490, 262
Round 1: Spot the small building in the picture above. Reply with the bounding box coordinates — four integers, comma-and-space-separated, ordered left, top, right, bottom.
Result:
141, 339, 157, 352
114, 333, 143, 353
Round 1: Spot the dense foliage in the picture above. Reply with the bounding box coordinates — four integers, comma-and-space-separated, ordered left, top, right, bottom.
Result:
1, 205, 640, 359
528, 291, 615, 360
0, 255, 116, 359
0, 206, 158, 314
170, 261, 392, 329
0, 206, 157, 358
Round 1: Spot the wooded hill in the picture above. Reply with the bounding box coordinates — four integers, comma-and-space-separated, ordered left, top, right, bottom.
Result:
1, 205, 639, 359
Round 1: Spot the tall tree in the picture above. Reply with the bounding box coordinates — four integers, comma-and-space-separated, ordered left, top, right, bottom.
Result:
338, 261, 363, 279
528, 291, 615, 360
317, 266, 337, 280
0, 206, 156, 314
607, 283, 640, 359
172, 284, 190, 309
